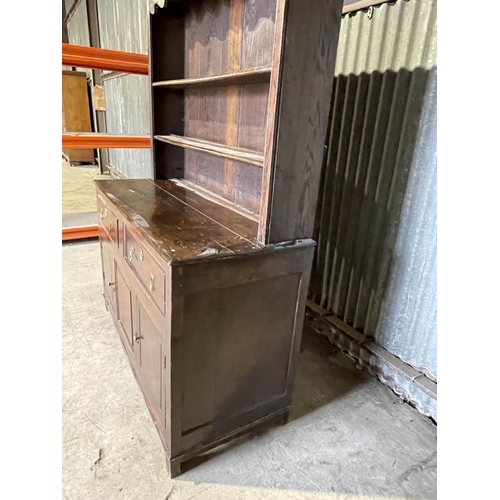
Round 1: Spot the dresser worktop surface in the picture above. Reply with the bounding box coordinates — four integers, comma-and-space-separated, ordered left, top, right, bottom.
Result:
100, 178, 304, 265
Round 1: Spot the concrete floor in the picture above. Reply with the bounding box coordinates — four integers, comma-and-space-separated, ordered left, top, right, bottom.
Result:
62, 241, 437, 500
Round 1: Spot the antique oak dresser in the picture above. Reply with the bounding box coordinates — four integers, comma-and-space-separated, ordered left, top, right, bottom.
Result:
95, 0, 343, 477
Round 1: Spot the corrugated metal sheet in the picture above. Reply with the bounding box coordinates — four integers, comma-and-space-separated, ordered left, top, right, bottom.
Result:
97, 0, 149, 54
375, 67, 436, 380
98, 0, 151, 178
104, 74, 151, 178
312, 0, 437, 379
65, 0, 78, 15
67, 0, 92, 78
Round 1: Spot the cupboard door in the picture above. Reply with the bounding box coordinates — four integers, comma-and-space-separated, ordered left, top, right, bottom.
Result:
136, 296, 164, 430
101, 242, 116, 315
115, 264, 134, 353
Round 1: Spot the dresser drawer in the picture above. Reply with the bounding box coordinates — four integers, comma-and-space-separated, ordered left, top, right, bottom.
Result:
97, 195, 119, 247
124, 225, 165, 314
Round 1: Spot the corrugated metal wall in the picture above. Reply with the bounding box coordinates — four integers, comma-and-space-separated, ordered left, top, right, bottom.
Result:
97, 0, 151, 178
65, 0, 78, 16
66, 0, 92, 78
312, 0, 437, 380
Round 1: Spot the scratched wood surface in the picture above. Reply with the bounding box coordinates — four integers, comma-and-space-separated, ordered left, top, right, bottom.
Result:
95, 178, 261, 263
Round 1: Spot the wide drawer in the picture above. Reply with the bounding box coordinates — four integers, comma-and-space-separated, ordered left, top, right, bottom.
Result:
123, 225, 166, 315
97, 194, 119, 247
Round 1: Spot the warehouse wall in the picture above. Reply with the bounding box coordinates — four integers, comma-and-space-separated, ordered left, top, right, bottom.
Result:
311, 0, 437, 392
97, 0, 151, 179
66, 0, 92, 78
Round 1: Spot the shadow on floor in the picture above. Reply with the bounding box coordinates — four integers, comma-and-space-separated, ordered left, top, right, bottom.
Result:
181, 328, 368, 474
179, 329, 436, 499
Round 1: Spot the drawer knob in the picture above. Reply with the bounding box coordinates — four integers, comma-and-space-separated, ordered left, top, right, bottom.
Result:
128, 247, 134, 261
108, 281, 115, 290
134, 334, 143, 343
139, 248, 144, 261
149, 273, 155, 292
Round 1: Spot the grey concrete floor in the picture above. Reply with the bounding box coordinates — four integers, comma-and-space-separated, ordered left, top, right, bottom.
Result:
63, 241, 437, 500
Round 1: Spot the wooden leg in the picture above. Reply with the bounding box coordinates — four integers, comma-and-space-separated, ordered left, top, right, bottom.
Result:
169, 457, 182, 478
280, 410, 290, 426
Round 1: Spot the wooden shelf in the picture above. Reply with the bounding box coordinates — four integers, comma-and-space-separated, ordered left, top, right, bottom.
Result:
62, 43, 148, 75
152, 67, 271, 89
63, 133, 150, 149
154, 135, 264, 167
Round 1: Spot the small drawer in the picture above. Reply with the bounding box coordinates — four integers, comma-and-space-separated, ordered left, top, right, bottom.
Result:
97, 195, 119, 247
124, 225, 165, 314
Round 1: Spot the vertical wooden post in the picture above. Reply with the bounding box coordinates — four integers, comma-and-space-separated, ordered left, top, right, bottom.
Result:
258, 0, 344, 244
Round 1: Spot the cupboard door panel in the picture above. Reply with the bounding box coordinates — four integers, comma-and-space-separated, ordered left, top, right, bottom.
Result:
101, 242, 116, 315
136, 296, 164, 430
115, 264, 134, 353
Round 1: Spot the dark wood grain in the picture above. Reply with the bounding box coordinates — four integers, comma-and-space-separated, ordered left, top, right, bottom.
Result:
234, 161, 262, 214
241, 0, 276, 70
185, 87, 228, 144
170, 244, 314, 455
95, 179, 261, 263
237, 83, 269, 152
152, 67, 271, 88
184, 149, 227, 200
155, 179, 258, 239
155, 134, 264, 166
135, 295, 164, 430
184, 0, 231, 79
222, 0, 244, 202
258, 0, 286, 240
258, 0, 344, 243
150, 4, 186, 180
115, 264, 134, 351
97, 176, 316, 477
174, 179, 260, 221
123, 225, 167, 314
150, 0, 276, 218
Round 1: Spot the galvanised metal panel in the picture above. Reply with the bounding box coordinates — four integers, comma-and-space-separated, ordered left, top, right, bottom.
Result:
65, 0, 78, 15
67, 0, 92, 78
104, 74, 151, 179
97, 0, 149, 54
312, 0, 437, 380
97, 0, 150, 178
